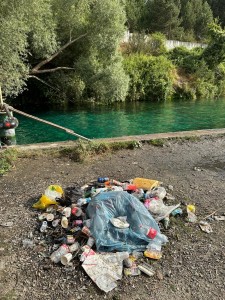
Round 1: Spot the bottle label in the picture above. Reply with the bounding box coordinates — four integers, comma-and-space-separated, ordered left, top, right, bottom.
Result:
146, 228, 157, 239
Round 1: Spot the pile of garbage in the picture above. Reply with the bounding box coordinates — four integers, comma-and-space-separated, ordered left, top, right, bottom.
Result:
30, 177, 183, 293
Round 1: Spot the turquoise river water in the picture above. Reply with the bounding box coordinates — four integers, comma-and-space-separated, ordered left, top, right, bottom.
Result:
14, 99, 225, 145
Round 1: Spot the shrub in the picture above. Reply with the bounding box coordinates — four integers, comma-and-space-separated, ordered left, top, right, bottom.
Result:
123, 54, 175, 101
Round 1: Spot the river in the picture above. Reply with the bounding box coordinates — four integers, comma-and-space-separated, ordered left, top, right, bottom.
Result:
14, 98, 225, 144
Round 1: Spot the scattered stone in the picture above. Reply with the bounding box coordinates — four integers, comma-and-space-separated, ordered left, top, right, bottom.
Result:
0, 221, 13, 227
156, 269, 164, 280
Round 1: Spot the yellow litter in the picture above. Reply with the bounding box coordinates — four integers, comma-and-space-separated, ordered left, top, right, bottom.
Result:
133, 178, 160, 190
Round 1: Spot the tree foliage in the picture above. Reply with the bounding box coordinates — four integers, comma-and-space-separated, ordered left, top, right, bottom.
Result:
0, 0, 129, 103
144, 0, 183, 39
207, 0, 225, 27
181, 0, 213, 41
202, 21, 225, 69
0, 0, 57, 96
124, 0, 146, 31
123, 54, 175, 101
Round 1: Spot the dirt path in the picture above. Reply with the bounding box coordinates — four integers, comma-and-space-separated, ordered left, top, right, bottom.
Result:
0, 136, 225, 300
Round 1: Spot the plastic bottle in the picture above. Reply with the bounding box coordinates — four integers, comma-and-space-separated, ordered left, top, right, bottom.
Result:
71, 206, 83, 217
132, 188, 145, 200
143, 228, 168, 260
123, 184, 137, 192
77, 197, 91, 206
50, 244, 70, 263
22, 239, 34, 248
50, 242, 79, 263
86, 236, 95, 248
97, 177, 109, 183
147, 187, 167, 200
40, 221, 48, 232
109, 179, 123, 186
142, 226, 168, 244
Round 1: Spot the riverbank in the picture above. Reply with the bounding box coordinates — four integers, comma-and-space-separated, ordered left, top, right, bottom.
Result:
0, 134, 225, 300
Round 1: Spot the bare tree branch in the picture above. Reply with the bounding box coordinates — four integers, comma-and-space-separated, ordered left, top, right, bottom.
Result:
31, 67, 75, 75
29, 75, 60, 91
30, 33, 87, 74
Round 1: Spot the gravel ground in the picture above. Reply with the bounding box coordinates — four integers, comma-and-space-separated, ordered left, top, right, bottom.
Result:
0, 136, 225, 300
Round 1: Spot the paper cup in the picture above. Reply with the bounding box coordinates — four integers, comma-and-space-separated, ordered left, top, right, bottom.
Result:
61, 216, 68, 228
63, 207, 71, 218
46, 213, 54, 222
61, 253, 73, 266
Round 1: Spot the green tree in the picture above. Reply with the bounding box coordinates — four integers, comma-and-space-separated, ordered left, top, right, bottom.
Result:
202, 21, 225, 69
49, 0, 129, 103
124, 0, 146, 31
144, 0, 183, 39
181, 0, 213, 41
195, 1, 213, 40
207, 0, 225, 27
0, 0, 129, 103
0, 0, 57, 96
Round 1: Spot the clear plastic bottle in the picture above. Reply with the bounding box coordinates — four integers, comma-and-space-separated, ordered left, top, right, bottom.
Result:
50, 244, 70, 263
77, 197, 91, 206
40, 221, 48, 232
146, 187, 167, 200
141, 226, 168, 246
143, 228, 168, 260
50, 242, 79, 263
97, 177, 109, 183
132, 188, 145, 200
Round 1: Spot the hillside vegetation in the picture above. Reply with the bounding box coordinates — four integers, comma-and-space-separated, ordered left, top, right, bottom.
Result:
1, 0, 225, 105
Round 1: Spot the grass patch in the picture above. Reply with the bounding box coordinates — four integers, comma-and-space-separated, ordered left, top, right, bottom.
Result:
147, 139, 165, 147
13, 140, 141, 165
0, 148, 18, 176
168, 135, 201, 143
59, 140, 141, 162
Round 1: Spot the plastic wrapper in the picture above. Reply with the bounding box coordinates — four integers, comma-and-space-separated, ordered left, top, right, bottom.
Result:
132, 178, 160, 190
87, 191, 161, 252
33, 195, 58, 210
82, 251, 129, 293
144, 198, 180, 221
33, 185, 63, 210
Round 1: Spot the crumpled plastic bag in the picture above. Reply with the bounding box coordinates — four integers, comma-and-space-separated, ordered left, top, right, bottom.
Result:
86, 191, 161, 252
33, 195, 57, 210
144, 198, 180, 221
33, 185, 63, 210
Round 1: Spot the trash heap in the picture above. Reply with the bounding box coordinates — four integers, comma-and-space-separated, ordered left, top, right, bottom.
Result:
31, 178, 182, 293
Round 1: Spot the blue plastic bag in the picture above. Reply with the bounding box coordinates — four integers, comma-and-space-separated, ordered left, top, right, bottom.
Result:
87, 191, 161, 252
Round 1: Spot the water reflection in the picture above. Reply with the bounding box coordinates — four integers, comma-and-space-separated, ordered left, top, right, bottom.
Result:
15, 98, 225, 144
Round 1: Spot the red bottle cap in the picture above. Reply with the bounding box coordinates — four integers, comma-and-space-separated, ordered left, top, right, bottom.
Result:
146, 228, 157, 239
71, 207, 78, 215
125, 184, 137, 191
4, 122, 11, 128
